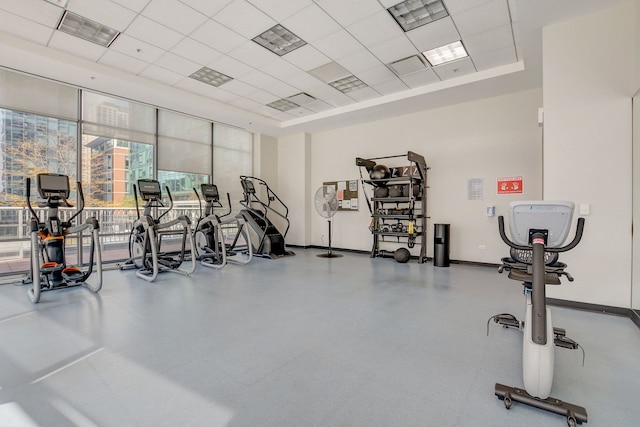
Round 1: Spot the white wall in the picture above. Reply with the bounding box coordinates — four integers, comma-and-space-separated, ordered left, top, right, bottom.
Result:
543, 2, 636, 307
296, 89, 543, 263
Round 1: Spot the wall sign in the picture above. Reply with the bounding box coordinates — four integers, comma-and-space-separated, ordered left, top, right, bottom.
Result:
323, 180, 359, 211
497, 176, 523, 194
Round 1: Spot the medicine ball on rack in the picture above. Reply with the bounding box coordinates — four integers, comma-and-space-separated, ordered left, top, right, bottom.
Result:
374, 186, 389, 198
369, 164, 390, 186
394, 247, 411, 263
388, 184, 403, 197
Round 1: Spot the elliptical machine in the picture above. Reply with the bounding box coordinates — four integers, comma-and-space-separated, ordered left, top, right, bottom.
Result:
192, 183, 252, 269
489, 201, 586, 426
25, 173, 102, 303
119, 179, 195, 282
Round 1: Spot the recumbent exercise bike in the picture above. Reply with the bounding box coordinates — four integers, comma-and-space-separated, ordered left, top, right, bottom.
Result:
489, 201, 586, 426
192, 183, 252, 269
25, 173, 102, 303
120, 179, 195, 282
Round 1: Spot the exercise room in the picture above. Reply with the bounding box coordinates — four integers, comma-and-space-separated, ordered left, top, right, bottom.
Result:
0, 0, 639, 426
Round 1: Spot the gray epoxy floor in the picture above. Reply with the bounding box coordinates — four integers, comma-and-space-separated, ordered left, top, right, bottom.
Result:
0, 249, 638, 427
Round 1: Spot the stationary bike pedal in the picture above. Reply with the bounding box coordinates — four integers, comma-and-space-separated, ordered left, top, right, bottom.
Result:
554, 334, 579, 350
487, 313, 521, 335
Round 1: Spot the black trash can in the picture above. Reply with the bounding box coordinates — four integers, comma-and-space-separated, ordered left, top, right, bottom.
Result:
434, 223, 450, 267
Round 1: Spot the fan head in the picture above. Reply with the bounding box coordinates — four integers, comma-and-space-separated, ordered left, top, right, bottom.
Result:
314, 186, 338, 218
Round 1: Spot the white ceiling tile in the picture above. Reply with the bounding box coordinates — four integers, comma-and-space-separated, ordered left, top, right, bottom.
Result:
222, 79, 259, 97
346, 10, 402, 47
245, 0, 312, 22
357, 65, 397, 86
229, 97, 265, 111
190, 20, 246, 53
112, 0, 152, 13
203, 87, 239, 103
453, 0, 512, 37
109, 34, 165, 63
335, 50, 382, 75
243, 88, 278, 104
371, 78, 409, 96
281, 3, 341, 43
309, 62, 350, 83
0, 13, 54, 46
67, 0, 137, 31
173, 76, 216, 93
445, 0, 496, 16
155, 52, 200, 75
304, 100, 333, 113
283, 45, 330, 72
229, 41, 279, 69
48, 31, 107, 61
315, 0, 382, 27
213, 0, 276, 39
125, 16, 184, 50
322, 92, 357, 107
400, 68, 440, 88
285, 72, 324, 92
405, 16, 460, 52
178, 0, 233, 17
432, 57, 476, 80
346, 86, 380, 102
99, 50, 149, 74
0, 0, 62, 27
378, 0, 400, 7
240, 70, 282, 89
139, 64, 184, 84
313, 29, 365, 61
472, 45, 517, 71
141, 0, 208, 35
260, 79, 298, 98
171, 37, 223, 65
464, 25, 514, 55
261, 59, 304, 80
207, 55, 255, 78
368, 34, 418, 64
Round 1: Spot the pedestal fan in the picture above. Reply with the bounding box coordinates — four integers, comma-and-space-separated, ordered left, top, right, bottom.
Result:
314, 185, 343, 258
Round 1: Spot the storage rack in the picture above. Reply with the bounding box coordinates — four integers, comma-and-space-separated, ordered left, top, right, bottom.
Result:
356, 151, 429, 263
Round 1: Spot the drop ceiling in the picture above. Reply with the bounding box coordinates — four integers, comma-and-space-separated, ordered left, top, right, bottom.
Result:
0, 0, 629, 135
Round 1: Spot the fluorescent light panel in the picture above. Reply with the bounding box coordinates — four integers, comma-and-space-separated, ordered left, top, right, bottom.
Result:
423, 41, 468, 66
189, 67, 233, 87
387, 0, 448, 32
57, 10, 120, 47
267, 98, 299, 112
252, 24, 306, 56
329, 75, 368, 93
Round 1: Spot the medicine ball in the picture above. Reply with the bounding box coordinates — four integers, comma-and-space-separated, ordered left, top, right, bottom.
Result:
388, 184, 403, 197
374, 186, 389, 198
394, 247, 411, 263
369, 164, 390, 185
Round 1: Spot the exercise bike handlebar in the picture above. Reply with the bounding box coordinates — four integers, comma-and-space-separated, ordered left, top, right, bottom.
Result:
498, 216, 585, 253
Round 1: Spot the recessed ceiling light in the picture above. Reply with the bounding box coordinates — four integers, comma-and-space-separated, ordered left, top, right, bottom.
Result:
267, 98, 299, 112
387, 0, 448, 32
329, 75, 368, 94
252, 24, 306, 56
57, 10, 120, 47
189, 67, 233, 87
422, 41, 468, 66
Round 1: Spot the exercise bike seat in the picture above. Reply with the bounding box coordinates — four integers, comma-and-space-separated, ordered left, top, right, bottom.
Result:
500, 248, 569, 286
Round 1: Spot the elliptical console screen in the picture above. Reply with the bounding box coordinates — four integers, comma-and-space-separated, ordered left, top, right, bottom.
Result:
201, 184, 219, 202
37, 173, 70, 199
138, 179, 162, 201
243, 180, 255, 194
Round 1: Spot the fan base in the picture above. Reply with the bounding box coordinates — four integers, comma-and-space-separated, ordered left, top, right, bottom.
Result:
317, 253, 343, 258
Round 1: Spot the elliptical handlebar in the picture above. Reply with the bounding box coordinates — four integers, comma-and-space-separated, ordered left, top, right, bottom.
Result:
25, 177, 39, 221
157, 185, 173, 221
498, 215, 585, 253
66, 181, 85, 225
